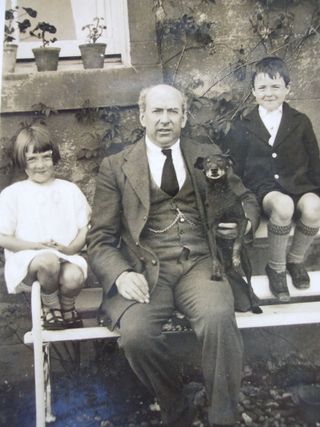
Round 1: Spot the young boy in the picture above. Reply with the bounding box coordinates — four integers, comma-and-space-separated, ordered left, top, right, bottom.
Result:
224, 56, 320, 302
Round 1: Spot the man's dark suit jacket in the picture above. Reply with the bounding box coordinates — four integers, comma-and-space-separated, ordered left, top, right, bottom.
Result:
224, 102, 320, 202
87, 137, 260, 329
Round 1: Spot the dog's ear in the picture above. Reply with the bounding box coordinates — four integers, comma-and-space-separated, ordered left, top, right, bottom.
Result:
194, 157, 205, 170
220, 150, 234, 167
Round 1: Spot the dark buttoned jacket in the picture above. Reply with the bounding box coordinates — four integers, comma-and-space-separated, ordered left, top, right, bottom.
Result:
224, 102, 320, 202
87, 137, 260, 329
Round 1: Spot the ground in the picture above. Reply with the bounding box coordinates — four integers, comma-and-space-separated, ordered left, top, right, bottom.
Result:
0, 339, 320, 427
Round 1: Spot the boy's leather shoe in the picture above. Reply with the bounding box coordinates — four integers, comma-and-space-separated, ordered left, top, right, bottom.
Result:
287, 262, 310, 289
266, 264, 290, 302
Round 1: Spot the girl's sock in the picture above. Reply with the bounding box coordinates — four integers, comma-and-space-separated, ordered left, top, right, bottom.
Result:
60, 294, 76, 319
41, 289, 60, 310
267, 221, 292, 272
287, 220, 319, 264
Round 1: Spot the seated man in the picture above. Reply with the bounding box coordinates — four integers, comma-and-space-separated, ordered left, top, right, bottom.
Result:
87, 84, 260, 427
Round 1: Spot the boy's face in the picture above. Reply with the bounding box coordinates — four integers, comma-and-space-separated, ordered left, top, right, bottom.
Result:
252, 72, 290, 112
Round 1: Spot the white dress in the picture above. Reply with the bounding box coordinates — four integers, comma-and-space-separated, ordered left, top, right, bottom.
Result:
0, 179, 91, 293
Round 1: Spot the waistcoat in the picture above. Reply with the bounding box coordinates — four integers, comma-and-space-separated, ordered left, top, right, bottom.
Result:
141, 170, 209, 261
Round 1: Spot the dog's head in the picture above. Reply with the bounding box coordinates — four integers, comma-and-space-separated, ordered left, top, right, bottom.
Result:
194, 153, 234, 180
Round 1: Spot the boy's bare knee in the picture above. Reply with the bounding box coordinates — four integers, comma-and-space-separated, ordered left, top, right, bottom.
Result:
265, 193, 294, 223
298, 194, 320, 225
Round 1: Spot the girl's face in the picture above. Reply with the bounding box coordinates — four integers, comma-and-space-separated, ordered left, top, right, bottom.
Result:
25, 145, 55, 184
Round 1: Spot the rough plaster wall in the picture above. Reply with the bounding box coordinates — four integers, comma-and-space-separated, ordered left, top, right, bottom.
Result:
0, 108, 141, 200
161, 0, 320, 133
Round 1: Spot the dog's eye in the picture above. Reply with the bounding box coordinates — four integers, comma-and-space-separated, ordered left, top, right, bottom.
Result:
216, 159, 225, 167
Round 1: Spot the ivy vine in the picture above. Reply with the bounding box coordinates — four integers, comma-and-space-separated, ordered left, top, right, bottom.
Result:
153, 0, 320, 146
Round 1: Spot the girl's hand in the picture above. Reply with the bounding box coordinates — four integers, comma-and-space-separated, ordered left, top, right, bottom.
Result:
45, 240, 71, 254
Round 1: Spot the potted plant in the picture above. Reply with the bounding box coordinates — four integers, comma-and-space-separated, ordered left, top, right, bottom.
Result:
3, 6, 37, 73
29, 21, 60, 71
79, 17, 107, 69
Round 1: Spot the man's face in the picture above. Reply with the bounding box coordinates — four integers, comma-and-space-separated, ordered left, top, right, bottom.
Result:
252, 72, 290, 112
140, 85, 187, 148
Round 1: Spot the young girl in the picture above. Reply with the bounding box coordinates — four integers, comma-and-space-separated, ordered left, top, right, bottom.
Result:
0, 123, 91, 329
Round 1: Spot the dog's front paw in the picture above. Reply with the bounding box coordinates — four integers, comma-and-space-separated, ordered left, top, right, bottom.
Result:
232, 255, 241, 268
212, 261, 223, 281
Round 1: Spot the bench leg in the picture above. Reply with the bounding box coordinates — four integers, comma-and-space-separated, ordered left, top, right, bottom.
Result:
44, 343, 56, 423
31, 281, 56, 426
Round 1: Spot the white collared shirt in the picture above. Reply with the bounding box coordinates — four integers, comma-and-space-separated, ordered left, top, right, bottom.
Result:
145, 136, 186, 189
259, 105, 283, 146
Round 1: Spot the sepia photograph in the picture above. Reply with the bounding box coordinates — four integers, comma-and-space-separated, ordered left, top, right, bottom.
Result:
1, 1, 320, 426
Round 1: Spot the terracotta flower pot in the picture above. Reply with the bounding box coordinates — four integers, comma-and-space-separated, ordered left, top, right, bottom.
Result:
79, 43, 107, 69
3, 44, 18, 73
32, 47, 61, 71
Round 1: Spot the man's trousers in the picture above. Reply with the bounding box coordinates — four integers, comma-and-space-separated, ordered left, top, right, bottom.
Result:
118, 255, 244, 426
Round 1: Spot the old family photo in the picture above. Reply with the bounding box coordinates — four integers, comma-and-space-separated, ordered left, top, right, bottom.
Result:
1, 0, 320, 426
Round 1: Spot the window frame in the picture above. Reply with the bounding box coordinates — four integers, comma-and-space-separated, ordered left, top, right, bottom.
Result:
12, 0, 131, 64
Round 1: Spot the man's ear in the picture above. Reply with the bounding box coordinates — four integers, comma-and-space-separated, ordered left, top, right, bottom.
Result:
139, 112, 146, 128
194, 157, 205, 170
181, 111, 188, 129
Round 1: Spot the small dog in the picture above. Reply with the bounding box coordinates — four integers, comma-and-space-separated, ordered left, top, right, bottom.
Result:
194, 153, 262, 314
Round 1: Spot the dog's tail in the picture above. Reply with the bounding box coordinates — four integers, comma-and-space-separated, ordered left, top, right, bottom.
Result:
240, 246, 263, 314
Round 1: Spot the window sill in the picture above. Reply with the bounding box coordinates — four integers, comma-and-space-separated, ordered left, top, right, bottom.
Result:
1, 60, 162, 113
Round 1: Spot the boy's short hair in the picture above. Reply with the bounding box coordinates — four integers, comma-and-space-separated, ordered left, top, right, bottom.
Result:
13, 122, 61, 169
252, 57, 290, 87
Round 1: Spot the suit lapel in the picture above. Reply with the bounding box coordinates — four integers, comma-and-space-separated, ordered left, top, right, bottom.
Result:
181, 138, 208, 225
122, 138, 150, 210
244, 107, 271, 144
273, 102, 298, 148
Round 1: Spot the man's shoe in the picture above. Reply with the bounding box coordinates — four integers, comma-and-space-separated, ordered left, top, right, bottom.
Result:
287, 262, 310, 289
265, 264, 290, 302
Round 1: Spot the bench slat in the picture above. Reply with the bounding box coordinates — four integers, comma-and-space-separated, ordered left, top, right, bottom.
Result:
75, 271, 320, 313
24, 299, 320, 344
251, 271, 320, 300
236, 301, 320, 328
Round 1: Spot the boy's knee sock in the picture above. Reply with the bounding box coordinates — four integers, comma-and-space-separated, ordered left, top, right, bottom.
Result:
267, 221, 292, 272
287, 220, 319, 264
41, 289, 60, 310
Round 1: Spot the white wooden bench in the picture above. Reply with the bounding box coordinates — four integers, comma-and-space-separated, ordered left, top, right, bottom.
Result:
23, 220, 320, 427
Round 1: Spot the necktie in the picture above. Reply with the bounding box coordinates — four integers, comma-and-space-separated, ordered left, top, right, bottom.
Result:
161, 149, 179, 197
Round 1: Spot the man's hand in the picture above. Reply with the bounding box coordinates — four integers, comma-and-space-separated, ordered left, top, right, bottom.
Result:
216, 222, 251, 239
115, 271, 150, 303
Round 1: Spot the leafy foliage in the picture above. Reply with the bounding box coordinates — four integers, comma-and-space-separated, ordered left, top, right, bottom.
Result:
250, 3, 295, 51
32, 103, 58, 118
82, 17, 107, 44
30, 21, 57, 47
75, 102, 143, 160
4, 6, 37, 44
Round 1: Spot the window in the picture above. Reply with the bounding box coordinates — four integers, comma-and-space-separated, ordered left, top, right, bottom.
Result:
5, 0, 130, 64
